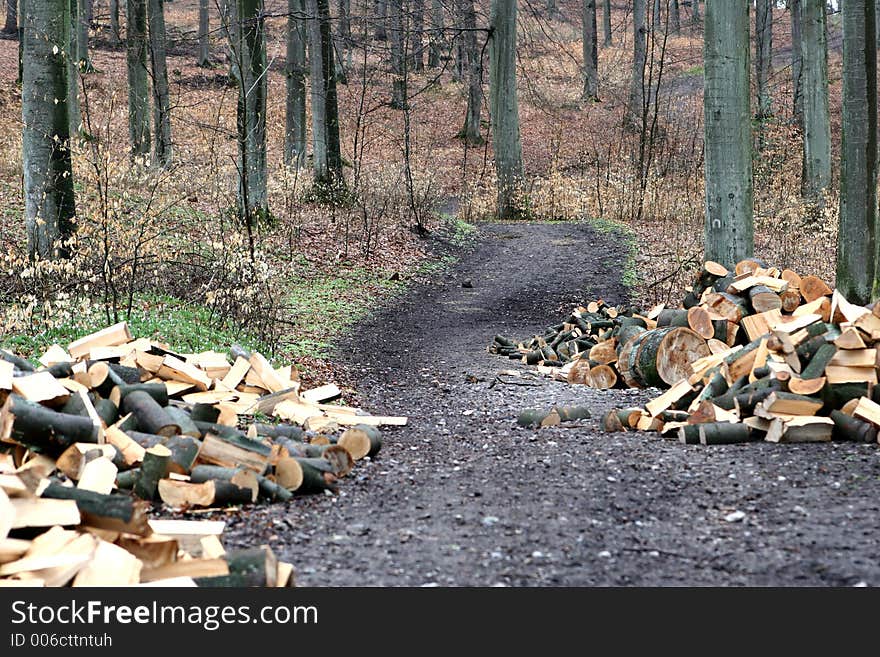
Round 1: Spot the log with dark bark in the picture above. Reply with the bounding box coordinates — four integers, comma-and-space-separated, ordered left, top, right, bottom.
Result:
121, 390, 180, 437
133, 445, 171, 500
1, 395, 100, 453
39, 481, 151, 535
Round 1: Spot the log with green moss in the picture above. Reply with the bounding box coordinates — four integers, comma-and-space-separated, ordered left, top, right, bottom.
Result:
1, 394, 99, 453
698, 422, 754, 445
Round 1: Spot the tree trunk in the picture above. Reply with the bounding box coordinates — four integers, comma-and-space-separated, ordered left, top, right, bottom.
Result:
110, 0, 120, 42
285, 0, 307, 167
374, 0, 387, 39
837, 0, 877, 304
703, 0, 753, 268
389, 0, 406, 108
148, 0, 172, 166
459, 0, 481, 142
232, 0, 268, 224
338, 0, 352, 70
652, 0, 661, 28
489, 0, 524, 219
76, 0, 92, 71
428, 0, 442, 67
307, 0, 344, 193
791, 0, 803, 125
126, 0, 151, 158
21, 0, 76, 261
628, 0, 646, 126
800, 0, 830, 202
410, 0, 424, 71
197, 0, 210, 66
602, 0, 611, 45
671, 0, 680, 34
3, 0, 16, 33
583, 0, 598, 101
67, 0, 80, 136
755, 0, 772, 120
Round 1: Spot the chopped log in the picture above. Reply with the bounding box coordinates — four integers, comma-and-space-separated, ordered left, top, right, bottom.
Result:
824, 366, 878, 385
109, 383, 170, 409
687, 306, 714, 339
748, 285, 782, 313
739, 309, 783, 342
72, 539, 142, 586
39, 482, 150, 536
656, 309, 690, 327
319, 445, 355, 477
1, 395, 99, 452
853, 397, 880, 427
274, 457, 304, 490
698, 423, 753, 445
799, 275, 832, 302
780, 289, 802, 313
113, 534, 178, 570
0, 349, 35, 372
92, 399, 118, 428
632, 327, 709, 388
195, 547, 277, 587
517, 408, 561, 428
55, 443, 117, 480
645, 379, 693, 418
199, 433, 271, 474
338, 425, 382, 460
799, 343, 838, 380
161, 435, 201, 475
589, 339, 618, 365
163, 405, 200, 438
141, 558, 229, 583
293, 459, 337, 494
793, 296, 832, 322
158, 479, 254, 508
835, 327, 868, 350
121, 390, 180, 438
765, 416, 833, 443
133, 445, 171, 501
787, 376, 827, 396
705, 292, 749, 323
189, 403, 220, 424
601, 410, 626, 432
678, 424, 702, 444
589, 364, 617, 389
248, 422, 304, 442
77, 457, 117, 495
301, 383, 343, 404
830, 410, 877, 443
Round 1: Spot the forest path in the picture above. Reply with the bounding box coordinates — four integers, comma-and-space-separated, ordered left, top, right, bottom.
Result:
225, 222, 880, 586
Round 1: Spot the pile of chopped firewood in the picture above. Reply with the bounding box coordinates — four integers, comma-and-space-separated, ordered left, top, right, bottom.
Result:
0, 322, 405, 586
494, 259, 880, 446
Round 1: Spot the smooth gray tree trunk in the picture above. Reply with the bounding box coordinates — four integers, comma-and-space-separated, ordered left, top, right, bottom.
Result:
307, 0, 344, 192
285, 0, 307, 167
703, 0, 753, 268
126, 0, 150, 158
76, 0, 91, 71
653, 0, 661, 28
628, 0, 647, 126
837, 0, 877, 303
800, 0, 830, 202
583, 0, 598, 101
375, 0, 387, 40
411, 0, 424, 71
4, 0, 16, 33
692, 0, 700, 22
671, 0, 680, 34
602, 0, 611, 45
460, 0, 481, 143
428, 0, 442, 67
67, 0, 80, 136
338, 0, 352, 70
791, 0, 802, 125
232, 0, 267, 223
489, 0, 523, 219
22, 0, 76, 260
389, 0, 406, 108
198, 0, 210, 66
110, 0, 120, 42
148, 0, 172, 166
755, 0, 772, 120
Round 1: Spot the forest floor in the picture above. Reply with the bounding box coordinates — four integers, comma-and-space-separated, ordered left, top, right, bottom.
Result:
219, 222, 880, 586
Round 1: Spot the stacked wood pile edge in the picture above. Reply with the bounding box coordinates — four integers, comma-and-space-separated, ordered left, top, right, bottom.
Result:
0, 322, 406, 586
491, 258, 880, 446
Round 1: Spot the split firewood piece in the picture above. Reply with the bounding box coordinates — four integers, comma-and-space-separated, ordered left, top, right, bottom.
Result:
133, 445, 172, 501
0, 488, 12, 540
0, 538, 31, 564
247, 352, 287, 393
105, 423, 146, 466
793, 296, 831, 322
156, 355, 211, 392
38, 481, 151, 536
121, 390, 180, 438
829, 348, 876, 368
824, 365, 878, 385
760, 391, 823, 416
797, 276, 832, 303
738, 309, 783, 342
853, 312, 880, 341
765, 416, 834, 443
76, 457, 118, 495
831, 289, 870, 324
852, 397, 880, 427
158, 479, 254, 509
199, 433, 271, 474
787, 376, 827, 396
160, 435, 201, 475
147, 519, 225, 557
9, 498, 81, 529
73, 539, 143, 586
38, 344, 72, 368
1, 395, 100, 453
705, 292, 749, 323
300, 384, 343, 404
748, 338, 770, 382
67, 322, 133, 360
645, 379, 693, 418
772, 313, 822, 334
2, 533, 96, 587
698, 422, 753, 445
748, 286, 783, 313
189, 465, 260, 502
200, 535, 226, 560
141, 558, 230, 583
835, 327, 868, 350
11, 372, 70, 407
115, 535, 178, 571
339, 425, 382, 460
55, 443, 117, 481
830, 410, 878, 443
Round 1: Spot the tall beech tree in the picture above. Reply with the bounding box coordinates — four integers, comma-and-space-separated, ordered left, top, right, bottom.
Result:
22, 0, 76, 260
703, 0, 753, 268
126, 0, 151, 158
791, 0, 803, 125
231, 0, 268, 224
489, 0, 524, 219
800, 0, 830, 203
837, 0, 877, 303
428, 0, 443, 67
285, 0, 307, 167
583, 0, 598, 101
460, 0, 482, 143
148, 0, 172, 166
198, 0, 210, 67
755, 0, 773, 121
628, 0, 647, 126
602, 0, 611, 45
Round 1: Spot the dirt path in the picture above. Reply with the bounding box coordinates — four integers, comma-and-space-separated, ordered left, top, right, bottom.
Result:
225, 222, 880, 586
